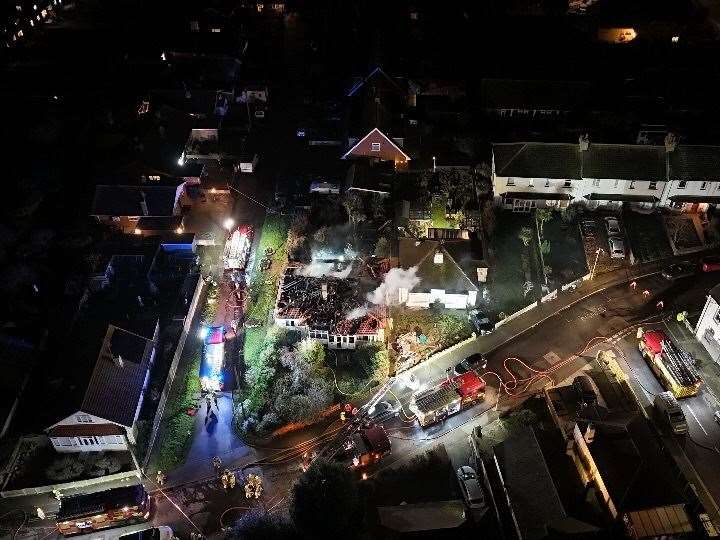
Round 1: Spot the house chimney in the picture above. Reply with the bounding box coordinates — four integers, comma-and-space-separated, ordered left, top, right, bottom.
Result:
665, 132, 678, 153
139, 191, 148, 216
113, 354, 124, 368
579, 133, 590, 151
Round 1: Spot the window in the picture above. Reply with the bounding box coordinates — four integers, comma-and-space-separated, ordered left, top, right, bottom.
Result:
349, 336, 355, 344
563, 180, 572, 188
715, 308, 720, 324
701, 181, 708, 190
506, 179, 515, 186
371, 142, 381, 152
628, 181, 636, 190
545, 180, 550, 188
60, 437, 73, 446
528, 179, 534, 187
649, 181, 657, 190
613, 180, 619, 188
148, 175, 160, 182
76, 414, 92, 423
678, 181, 687, 189
592, 179, 600, 187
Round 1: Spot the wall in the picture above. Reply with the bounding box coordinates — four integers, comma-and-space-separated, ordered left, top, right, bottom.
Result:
695, 294, 720, 363
141, 275, 206, 469
50, 435, 128, 453
661, 179, 720, 206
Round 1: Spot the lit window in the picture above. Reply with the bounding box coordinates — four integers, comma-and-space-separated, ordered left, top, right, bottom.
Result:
371, 142, 381, 152
75, 414, 92, 423
649, 182, 657, 190
678, 181, 687, 189
528, 179, 534, 187
701, 181, 708, 190
148, 175, 160, 182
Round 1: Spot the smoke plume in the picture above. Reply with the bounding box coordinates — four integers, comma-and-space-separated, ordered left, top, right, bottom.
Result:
367, 267, 420, 305
346, 305, 369, 320
298, 261, 353, 279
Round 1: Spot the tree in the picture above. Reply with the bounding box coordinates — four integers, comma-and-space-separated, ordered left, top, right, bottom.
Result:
482, 202, 497, 236
343, 192, 366, 228
536, 208, 553, 238
290, 458, 362, 538
374, 237, 391, 258
539, 240, 551, 256
518, 227, 533, 247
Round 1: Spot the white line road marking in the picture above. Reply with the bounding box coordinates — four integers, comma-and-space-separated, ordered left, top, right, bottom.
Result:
686, 404, 709, 436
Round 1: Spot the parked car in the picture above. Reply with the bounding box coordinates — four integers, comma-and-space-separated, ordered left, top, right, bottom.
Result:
453, 353, 488, 376
367, 400, 400, 423
661, 261, 696, 281
604, 217, 622, 236
456, 466, 485, 509
701, 256, 720, 273
608, 236, 626, 258
580, 220, 597, 238
468, 310, 493, 335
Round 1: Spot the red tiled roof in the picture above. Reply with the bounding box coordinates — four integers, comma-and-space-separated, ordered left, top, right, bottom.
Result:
48, 423, 125, 437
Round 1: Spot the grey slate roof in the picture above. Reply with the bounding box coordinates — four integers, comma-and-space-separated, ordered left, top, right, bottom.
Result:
582, 144, 666, 181
493, 427, 567, 540
668, 145, 720, 181
493, 142, 669, 181
399, 238, 480, 293
81, 323, 157, 427
91, 185, 178, 217
493, 143, 581, 179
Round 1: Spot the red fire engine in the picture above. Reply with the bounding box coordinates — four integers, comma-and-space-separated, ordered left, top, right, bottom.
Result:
639, 329, 702, 398
409, 372, 486, 427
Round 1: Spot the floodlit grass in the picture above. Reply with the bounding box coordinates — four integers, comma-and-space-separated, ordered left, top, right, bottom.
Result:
247, 214, 289, 323
151, 354, 201, 473
430, 197, 456, 229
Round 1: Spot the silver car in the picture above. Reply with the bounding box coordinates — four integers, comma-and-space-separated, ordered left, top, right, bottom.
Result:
608, 236, 625, 259
456, 466, 485, 509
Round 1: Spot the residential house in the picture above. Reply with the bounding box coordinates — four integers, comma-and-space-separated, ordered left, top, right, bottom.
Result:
492, 138, 666, 212
694, 283, 720, 363
663, 144, 720, 212
345, 159, 395, 196
481, 79, 591, 119
492, 427, 602, 540
398, 231, 485, 309
91, 185, 182, 233
341, 67, 415, 166
46, 321, 159, 452
274, 269, 386, 350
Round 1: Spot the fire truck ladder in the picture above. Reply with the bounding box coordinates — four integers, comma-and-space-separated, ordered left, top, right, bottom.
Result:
661, 339, 701, 387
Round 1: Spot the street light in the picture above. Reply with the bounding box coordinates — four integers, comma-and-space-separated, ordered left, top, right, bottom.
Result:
590, 248, 605, 280
223, 218, 235, 230
432, 156, 436, 172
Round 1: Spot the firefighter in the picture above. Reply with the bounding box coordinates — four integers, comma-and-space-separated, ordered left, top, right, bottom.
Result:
642, 289, 651, 299
212, 456, 222, 473
630, 281, 637, 291
156, 470, 165, 486
228, 470, 236, 489
656, 300, 665, 311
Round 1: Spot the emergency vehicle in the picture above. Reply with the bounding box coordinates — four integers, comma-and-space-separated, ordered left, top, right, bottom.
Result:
200, 325, 225, 392
639, 330, 702, 398
223, 225, 253, 271
409, 372, 486, 428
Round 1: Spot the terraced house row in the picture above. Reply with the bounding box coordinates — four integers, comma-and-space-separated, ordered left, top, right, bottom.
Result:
493, 135, 720, 213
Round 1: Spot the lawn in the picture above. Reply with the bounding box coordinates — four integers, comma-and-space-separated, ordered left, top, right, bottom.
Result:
149, 354, 201, 473
542, 213, 588, 287
487, 211, 539, 318
246, 214, 290, 324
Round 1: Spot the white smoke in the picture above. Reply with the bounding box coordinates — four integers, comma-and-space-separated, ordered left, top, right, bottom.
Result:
367, 267, 420, 305
298, 262, 353, 279
346, 305, 369, 320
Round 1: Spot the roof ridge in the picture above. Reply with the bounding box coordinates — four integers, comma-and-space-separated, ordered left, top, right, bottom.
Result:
437, 244, 479, 291
496, 142, 528, 176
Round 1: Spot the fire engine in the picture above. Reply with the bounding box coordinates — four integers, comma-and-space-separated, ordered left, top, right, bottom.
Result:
409, 372, 486, 428
638, 330, 702, 398
223, 225, 253, 271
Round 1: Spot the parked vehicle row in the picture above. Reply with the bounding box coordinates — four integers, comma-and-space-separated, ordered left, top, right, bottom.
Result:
661, 256, 720, 281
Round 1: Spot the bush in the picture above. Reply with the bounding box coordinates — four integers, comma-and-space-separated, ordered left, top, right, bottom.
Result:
232, 508, 296, 540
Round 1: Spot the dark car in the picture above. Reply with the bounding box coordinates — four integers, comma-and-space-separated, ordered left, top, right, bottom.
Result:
454, 353, 488, 376
661, 261, 696, 281
468, 310, 493, 335
573, 375, 597, 405
701, 256, 720, 273
367, 400, 400, 423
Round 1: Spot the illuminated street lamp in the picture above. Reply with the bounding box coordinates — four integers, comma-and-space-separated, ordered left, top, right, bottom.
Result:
177, 153, 185, 166
223, 218, 235, 230
198, 326, 209, 340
